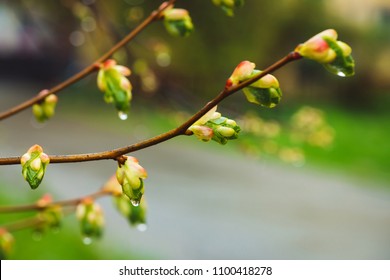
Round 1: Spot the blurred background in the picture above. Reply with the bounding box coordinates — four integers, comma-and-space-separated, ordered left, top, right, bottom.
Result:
0, 0, 389, 259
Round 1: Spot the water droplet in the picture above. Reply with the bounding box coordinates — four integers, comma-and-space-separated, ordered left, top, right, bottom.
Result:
137, 224, 147, 232
118, 111, 128, 120
130, 199, 140, 207
336, 71, 346, 77
83, 236, 93, 245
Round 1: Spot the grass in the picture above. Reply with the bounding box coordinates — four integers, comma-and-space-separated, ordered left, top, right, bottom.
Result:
60, 91, 390, 184
300, 106, 390, 183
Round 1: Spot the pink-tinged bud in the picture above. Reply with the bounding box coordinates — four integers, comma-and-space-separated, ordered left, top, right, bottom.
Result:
162, 8, 194, 37
251, 73, 280, 89
35, 194, 63, 232
295, 29, 338, 64
226, 60, 256, 88
114, 65, 131, 76
97, 59, 133, 117
189, 125, 214, 141
21, 144, 50, 190
76, 198, 104, 239
101, 59, 117, 69
37, 194, 53, 208
116, 156, 148, 206
32, 93, 58, 123
295, 29, 355, 77
164, 8, 189, 21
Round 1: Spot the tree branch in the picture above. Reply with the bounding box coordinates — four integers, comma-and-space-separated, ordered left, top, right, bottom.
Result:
0, 52, 302, 166
0, 0, 176, 121
0, 189, 108, 214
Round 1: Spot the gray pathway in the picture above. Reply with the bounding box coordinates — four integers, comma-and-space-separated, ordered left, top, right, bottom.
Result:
1, 82, 390, 259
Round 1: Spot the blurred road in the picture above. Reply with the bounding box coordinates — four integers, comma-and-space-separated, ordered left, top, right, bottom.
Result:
1, 81, 390, 259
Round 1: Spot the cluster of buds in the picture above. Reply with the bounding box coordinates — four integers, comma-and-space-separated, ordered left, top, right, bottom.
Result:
226, 61, 282, 108
295, 29, 355, 77
20, 145, 50, 190
161, 3, 194, 37
97, 59, 132, 119
76, 198, 104, 240
35, 194, 63, 233
212, 0, 244, 17
116, 156, 148, 207
0, 228, 14, 260
32, 90, 58, 122
189, 106, 241, 145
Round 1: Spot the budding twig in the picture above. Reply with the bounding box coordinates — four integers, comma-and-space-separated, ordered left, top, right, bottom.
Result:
0, 0, 177, 121
0, 189, 108, 214
0, 52, 302, 166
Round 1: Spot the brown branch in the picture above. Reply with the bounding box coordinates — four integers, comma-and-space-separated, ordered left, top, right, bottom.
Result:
0, 189, 108, 214
0, 52, 302, 166
0, 0, 176, 121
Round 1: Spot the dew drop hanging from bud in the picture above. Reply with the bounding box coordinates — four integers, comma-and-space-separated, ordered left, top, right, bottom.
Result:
118, 111, 128, 120
130, 199, 140, 207
336, 71, 347, 77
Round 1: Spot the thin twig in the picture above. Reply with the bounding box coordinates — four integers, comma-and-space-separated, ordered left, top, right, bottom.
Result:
0, 189, 108, 214
0, 52, 302, 166
0, 0, 176, 121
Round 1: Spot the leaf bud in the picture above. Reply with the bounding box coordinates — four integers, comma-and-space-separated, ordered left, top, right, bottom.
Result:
76, 198, 104, 239
97, 59, 132, 119
163, 8, 194, 37
116, 156, 148, 206
21, 145, 50, 190
114, 195, 147, 229
295, 29, 355, 77
32, 91, 58, 122
212, 0, 244, 17
242, 72, 282, 108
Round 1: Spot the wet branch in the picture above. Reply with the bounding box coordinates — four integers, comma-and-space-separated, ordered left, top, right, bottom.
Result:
0, 0, 176, 121
0, 52, 302, 166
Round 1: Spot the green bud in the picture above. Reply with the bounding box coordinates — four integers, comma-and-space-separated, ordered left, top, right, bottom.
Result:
76, 198, 104, 239
216, 126, 235, 137
225, 60, 256, 88
114, 195, 147, 229
322, 38, 355, 77
243, 86, 282, 108
32, 91, 58, 123
163, 8, 194, 37
116, 156, 148, 206
212, 0, 244, 17
97, 59, 132, 119
295, 29, 355, 77
34, 194, 63, 233
242, 73, 282, 108
0, 228, 14, 260
189, 106, 241, 145
188, 125, 214, 142
21, 145, 50, 190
